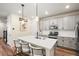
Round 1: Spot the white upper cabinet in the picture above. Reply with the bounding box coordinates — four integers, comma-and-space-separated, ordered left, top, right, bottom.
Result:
39, 20, 43, 31
49, 18, 58, 26
75, 15, 79, 25
63, 16, 75, 30
51, 19, 58, 25
40, 18, 50, 31
57, 17, 63, 30
40, 15, 79, 31
45, 19, 50, 30
41, 20, 45, 31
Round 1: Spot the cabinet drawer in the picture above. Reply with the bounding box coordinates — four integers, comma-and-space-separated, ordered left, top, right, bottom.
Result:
58, 37, 64, 46
58, 37, 78, 50
74, 42, 79, 50
69, 43, 77, 49
57, 41, 63, 46
57, 40, 63, 46
68, 39, 77, 49
69, 38, 77, 47
63, 41, 70, 48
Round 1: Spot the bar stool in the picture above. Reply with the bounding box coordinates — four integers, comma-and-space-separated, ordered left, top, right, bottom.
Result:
29, 44, 45, 56
14, 39, 22, 54
20, 40, 30, 55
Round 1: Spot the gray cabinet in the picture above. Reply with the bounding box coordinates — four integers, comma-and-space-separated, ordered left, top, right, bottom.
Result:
63, 37, 70, 48
57, 37, 64, 46
69, 38, 77, 50
58, 37, 78, 50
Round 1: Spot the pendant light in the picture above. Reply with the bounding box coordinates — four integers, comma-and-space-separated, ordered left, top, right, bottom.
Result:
35, 3, 39, 22
35, 3, 39, 39
19, 4, 27, 23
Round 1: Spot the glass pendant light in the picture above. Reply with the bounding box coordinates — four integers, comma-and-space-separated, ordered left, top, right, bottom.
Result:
35, 3, 39, 39
35, 3, 39, 22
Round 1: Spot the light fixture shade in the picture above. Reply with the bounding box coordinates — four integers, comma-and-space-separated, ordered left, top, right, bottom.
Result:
35, 16, 39, 22
19, 17, 24, 21
21, 20, 25, 24
19, 17, 28, 22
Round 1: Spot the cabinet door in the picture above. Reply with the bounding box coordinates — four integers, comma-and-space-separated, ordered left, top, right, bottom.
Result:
75, 15, 79, 25
42, 20, 46, 30
64, 37, 77, 49
52, 18, 58, 25
58, 37, 77, 50
63, 16, 75, 30
63, 37, 70, 48
45, 19, 50, 30
69, 16, 75, 30
57, 37, 64, 46
75, 42, 79, 50
63, 37, 77, 50
58, 17, 63, 30
49, 18, 58, 26
41, 18, 50, 31
39, 20, 43, 31
69, 38, 77, 50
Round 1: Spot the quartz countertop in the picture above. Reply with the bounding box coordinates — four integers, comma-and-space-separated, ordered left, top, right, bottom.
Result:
41, 30, 76, 38
58, 30, 76, 38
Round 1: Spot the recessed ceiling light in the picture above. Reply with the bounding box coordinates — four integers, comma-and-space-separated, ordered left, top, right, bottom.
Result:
65, 5, 70, 9
45, 11, 48, 15
35, 16, 39, 22
18, 10, 21, 14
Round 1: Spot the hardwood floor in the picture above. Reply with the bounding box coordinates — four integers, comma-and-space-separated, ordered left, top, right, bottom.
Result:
0, 39, 14, 56
55, 47, 79, 56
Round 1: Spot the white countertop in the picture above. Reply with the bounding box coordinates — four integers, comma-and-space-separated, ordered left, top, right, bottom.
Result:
15, 36, 57, 50
41, 30, 76, 38
58, 30, 76, 38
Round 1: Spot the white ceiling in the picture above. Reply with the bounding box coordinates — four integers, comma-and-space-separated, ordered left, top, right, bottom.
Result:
0, 3, 79, 18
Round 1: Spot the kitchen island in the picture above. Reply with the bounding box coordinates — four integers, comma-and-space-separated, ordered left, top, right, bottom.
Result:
14, 36, 57, 56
